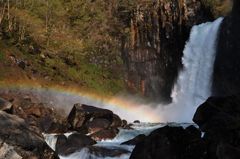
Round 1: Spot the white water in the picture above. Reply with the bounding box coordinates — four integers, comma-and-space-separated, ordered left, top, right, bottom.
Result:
156, 17, 223, 122
44, 18, 223, 159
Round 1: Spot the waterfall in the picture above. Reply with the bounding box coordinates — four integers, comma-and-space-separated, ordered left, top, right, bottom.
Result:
158, 17, 224, 122
44, 18, 224, 159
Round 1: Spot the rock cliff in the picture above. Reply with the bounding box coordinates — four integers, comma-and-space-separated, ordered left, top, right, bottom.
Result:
213, 0, 240, 96
122, 0, 213, 101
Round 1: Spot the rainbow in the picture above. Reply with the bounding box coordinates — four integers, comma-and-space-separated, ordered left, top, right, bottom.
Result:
0, 80, 161, 122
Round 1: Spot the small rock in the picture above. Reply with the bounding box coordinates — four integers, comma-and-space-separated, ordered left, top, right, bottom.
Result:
133, 120, 140, 124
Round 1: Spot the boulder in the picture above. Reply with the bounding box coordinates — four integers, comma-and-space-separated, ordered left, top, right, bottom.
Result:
217, 143, 240, 159
0, 97, 12, 112
91, 129, 119, 141
88, 146, 130, 158
213, 0, 240, 96
87, 118, 111, 134
193, 95, 240, 132
0, 110, 58, 159
121, 134, 146, 145
110, 114, 122, 128
130, 126, 207, 159
67, 104, 113, 132
193, 95, 240, 159
56, 133, 96, 156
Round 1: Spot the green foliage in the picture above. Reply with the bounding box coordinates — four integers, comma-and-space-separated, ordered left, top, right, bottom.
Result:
202, 0, 233, 17
0, 0, 130, 94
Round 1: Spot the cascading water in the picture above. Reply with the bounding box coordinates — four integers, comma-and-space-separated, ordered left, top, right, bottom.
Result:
158, 17, 224, 122
45, 18, 224, 159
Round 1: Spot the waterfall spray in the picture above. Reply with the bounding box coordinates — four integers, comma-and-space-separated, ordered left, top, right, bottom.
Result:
157, 17, 224, 122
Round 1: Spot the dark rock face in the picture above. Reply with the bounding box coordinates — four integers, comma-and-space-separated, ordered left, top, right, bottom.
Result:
130, 126, 206, 159
0, 110, 58, 159
122, 0, 213, 101
88, 146, 130, 158
193, 95, 240, 132
217, 143, 240, 159
67, 104, 114, 132
67, 104, 122, 140
193, 95, 240, 159
56, 133, 96, 156
121, 134, 146, 145
213, 0, 240, 96
90, 128, 119, 141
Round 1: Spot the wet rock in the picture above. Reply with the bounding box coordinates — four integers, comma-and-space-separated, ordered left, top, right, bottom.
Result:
0, 110, 58, 159
110, 114, 122, 128
121, 120, 128, 127
0, 97, 12, 112
87, 118, 111, 134
133, 120, 140, 124
91, 128, 119, 141
56, 133, 96, 156
88, 146, 130, 158
67, 104, 113, 132
130, 126, 207, 159
193, 95, 240, 132
121, 134, 146, 145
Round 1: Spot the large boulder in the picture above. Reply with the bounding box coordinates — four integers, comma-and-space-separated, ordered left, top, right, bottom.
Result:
67, 104, 113, 132
130, 126, 206, 159
55, 133, 96, 156
193, 95, 240, 159
67, 104, 122, 140
0, 110, 58, 159
213, 0, 240, 96
193, 95, 240, 132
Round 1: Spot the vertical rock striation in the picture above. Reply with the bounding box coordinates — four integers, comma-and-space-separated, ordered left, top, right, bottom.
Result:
122, 0, 213, 101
